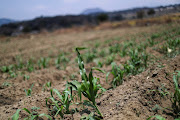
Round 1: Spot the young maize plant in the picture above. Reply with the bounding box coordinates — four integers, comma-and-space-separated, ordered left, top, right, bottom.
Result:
83, 50, 97, 63
15, 56, 24, 70
68, 47, 106, 118
0, 65, 14, 73
105, 54, 115, 65
23, 75, 30, 80
147, 115, 166, 120
171, 71, 180, 118
128, 49, 146, 75
24, 84, 34, 96
46, 87, 73, 118
26, 59, 35, 72
11, 108, 52, 120
12, 109, 21, 120
109, 43, 121, 53
38, 57, 50, 69
106, 62, 125, 88
55, 53, 69, 69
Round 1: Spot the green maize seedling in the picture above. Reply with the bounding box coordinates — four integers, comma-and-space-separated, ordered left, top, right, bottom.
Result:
147, 38, 155, 47
43, 82, 51, 91
94, 59, 103, 68
24, 84, 34, 96
84, 50, 97, 63
9, 70, 17, 78
38, 57, 50, 69
0, 65, 14, 73
147, 115, 166, 120
171, 71, 180, 118
128, 49, 148, 75
26, 59, 35, 72
109, 43, 121, 53
11, 108, 52, 120
99, 50, 106, 57
128, 49, 142, 75
80, 112, 100, 120
23, 75, 30, 80
157, 38, 180, 58
95, 42, 100, 48
68, 47, 106, 118
106, 62, 125, 88
55, 53, 69, 69
105, 54, 115, 65
142, 53, 148, 68
151, 33, 161, 40
2, 82, 11, 88
24, 108, 52, 120
46, 87, 73, 118
15, 56, 24, 70
11, 109, 21, 120
119, 47, 127, 57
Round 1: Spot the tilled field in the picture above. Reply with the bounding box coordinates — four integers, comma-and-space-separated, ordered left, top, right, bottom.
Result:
0, 20, 180, 120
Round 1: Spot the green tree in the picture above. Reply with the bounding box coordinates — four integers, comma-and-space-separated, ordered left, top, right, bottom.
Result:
96, 13, 108, 23
137, 10, 144, 19
147, 9, 155, 15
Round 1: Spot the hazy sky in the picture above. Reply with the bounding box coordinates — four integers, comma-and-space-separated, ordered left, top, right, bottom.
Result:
1, 0, 180, 20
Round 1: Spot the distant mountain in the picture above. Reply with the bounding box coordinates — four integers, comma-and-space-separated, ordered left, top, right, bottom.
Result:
81, 8, 105, 15
0, 18, 16, 26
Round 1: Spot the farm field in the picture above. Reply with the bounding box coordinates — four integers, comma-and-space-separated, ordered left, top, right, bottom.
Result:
0, 15, 180, 120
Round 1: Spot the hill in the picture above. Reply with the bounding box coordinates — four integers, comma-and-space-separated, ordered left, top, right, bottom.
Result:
0, 18, 15, 26
0, 4, 179, 36
81, 8, 105, 15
